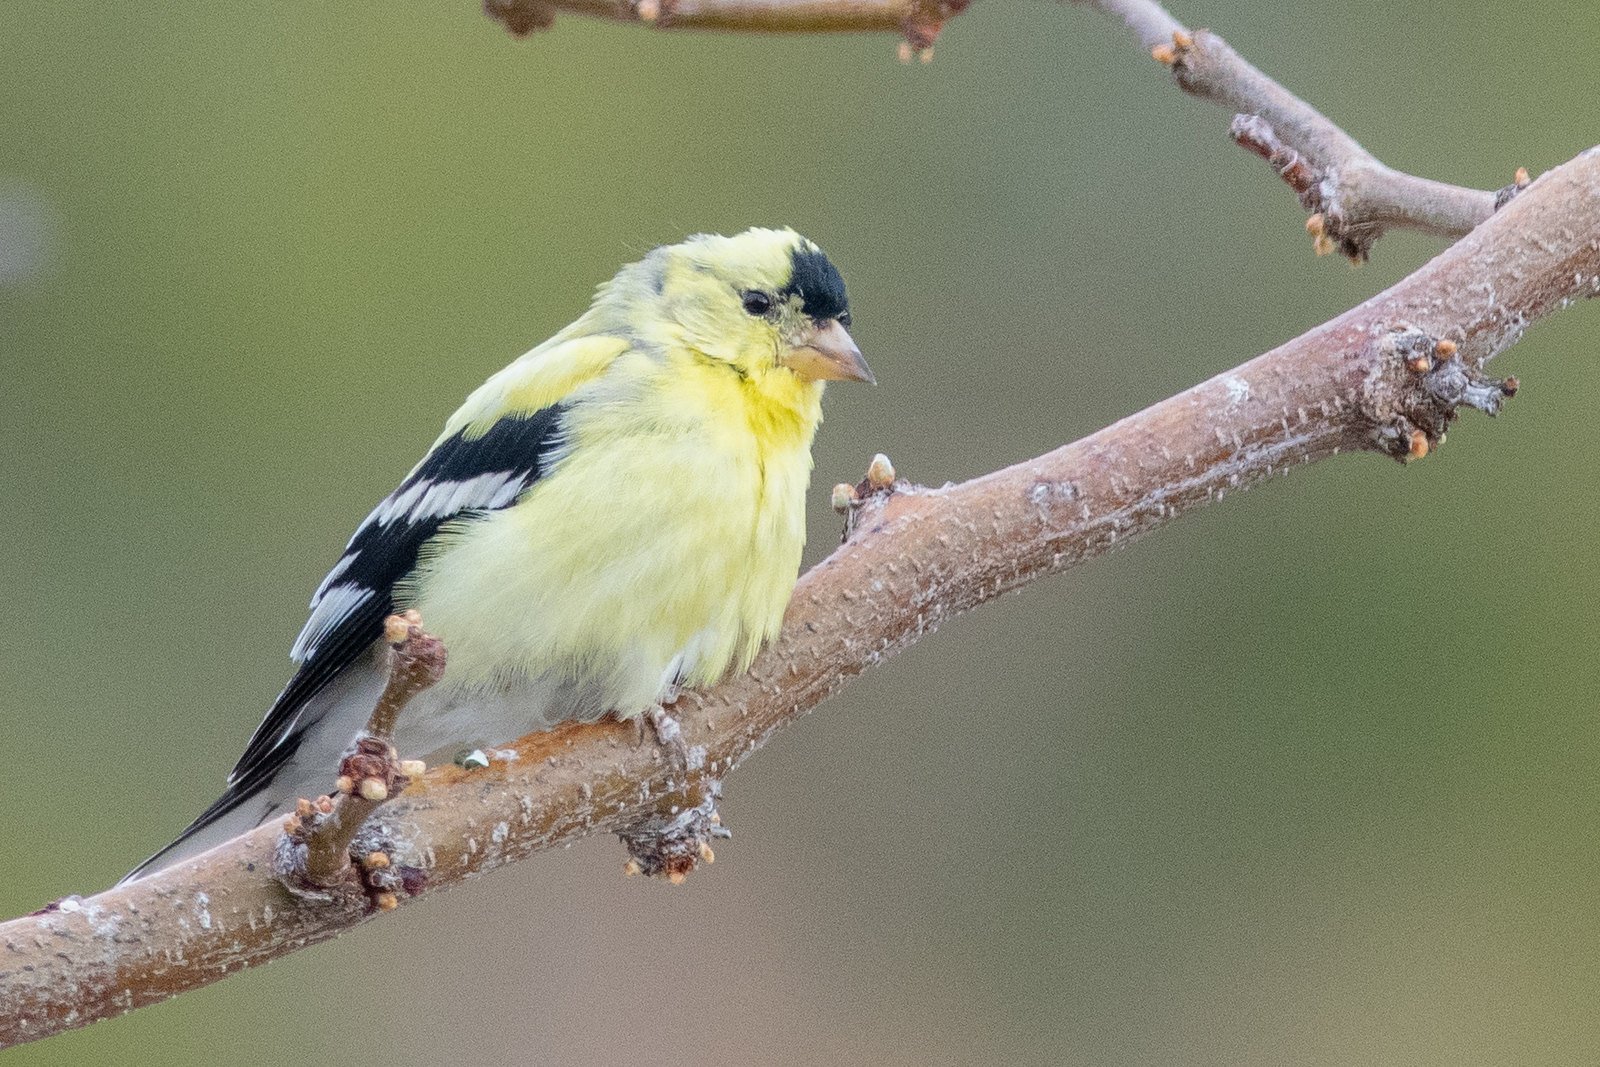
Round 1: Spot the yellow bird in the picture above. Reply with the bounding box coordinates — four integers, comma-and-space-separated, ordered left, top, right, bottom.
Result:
127, 227, 871, 879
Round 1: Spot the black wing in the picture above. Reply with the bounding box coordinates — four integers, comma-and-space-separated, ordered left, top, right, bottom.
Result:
223, 405, 570, 795
123, 407, 570, 881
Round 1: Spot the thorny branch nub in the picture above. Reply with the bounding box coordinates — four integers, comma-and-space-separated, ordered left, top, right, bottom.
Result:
832, 452, 901, 541
1366, 327, 1519, 463
620, 782, 731, 885
1230, 114, 1382, 262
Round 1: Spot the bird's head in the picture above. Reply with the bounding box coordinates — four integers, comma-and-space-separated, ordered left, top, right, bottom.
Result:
631, 227, 874, 387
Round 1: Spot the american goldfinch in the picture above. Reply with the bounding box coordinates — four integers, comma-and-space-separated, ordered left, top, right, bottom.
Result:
126, 227, 871, 880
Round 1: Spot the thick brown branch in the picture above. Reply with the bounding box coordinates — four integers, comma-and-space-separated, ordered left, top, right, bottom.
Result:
1080, 0, 1499, 258
3, 145, 1596, 1051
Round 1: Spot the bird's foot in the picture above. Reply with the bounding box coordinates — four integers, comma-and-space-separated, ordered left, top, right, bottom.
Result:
642, 703, 693, 772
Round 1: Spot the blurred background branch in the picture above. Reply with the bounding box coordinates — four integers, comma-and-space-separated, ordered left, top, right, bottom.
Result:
3, 144, 1595, 1051
488, 0, 1507, 260
1064, 0, 1510, 256
1134, 17, 1501, 259
484, 0, 971, 45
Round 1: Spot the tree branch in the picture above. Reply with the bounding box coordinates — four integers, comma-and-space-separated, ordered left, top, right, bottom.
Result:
1081, 0, 1503, 259
484, 0, 972, 48
3, 143, 1595, 1050
487, 0, 1510, 258
272, 614, 443, 902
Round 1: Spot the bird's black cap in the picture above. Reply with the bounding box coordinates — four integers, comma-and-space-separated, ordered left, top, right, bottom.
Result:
783, 244, 850, 322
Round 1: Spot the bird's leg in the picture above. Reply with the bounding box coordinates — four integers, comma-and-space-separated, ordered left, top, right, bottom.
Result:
644, 702, 692, 771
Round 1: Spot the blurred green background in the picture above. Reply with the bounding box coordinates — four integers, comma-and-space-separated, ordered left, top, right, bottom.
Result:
3, 1, 1598, 1063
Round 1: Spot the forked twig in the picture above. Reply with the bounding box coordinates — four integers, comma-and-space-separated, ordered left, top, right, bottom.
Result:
272, 612, 444, 905
1089, 0, 1506, 258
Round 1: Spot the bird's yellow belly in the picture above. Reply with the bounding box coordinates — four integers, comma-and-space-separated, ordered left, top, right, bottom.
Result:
405, 415, 810, 724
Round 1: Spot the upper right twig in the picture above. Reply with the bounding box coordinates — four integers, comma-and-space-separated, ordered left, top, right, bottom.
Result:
1078, 0, 1514, 260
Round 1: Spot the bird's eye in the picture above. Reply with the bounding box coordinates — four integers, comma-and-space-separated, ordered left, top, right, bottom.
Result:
741, 290, 774, 317
838, 310, 852, 327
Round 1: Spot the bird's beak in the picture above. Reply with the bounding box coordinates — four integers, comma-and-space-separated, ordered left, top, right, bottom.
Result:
781, 319, 875, 384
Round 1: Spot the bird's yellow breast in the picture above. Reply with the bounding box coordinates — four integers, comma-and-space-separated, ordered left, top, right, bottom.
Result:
406, 348, 822, 720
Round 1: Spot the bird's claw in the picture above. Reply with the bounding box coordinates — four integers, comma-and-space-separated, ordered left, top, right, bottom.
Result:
644, 704, 691, 771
